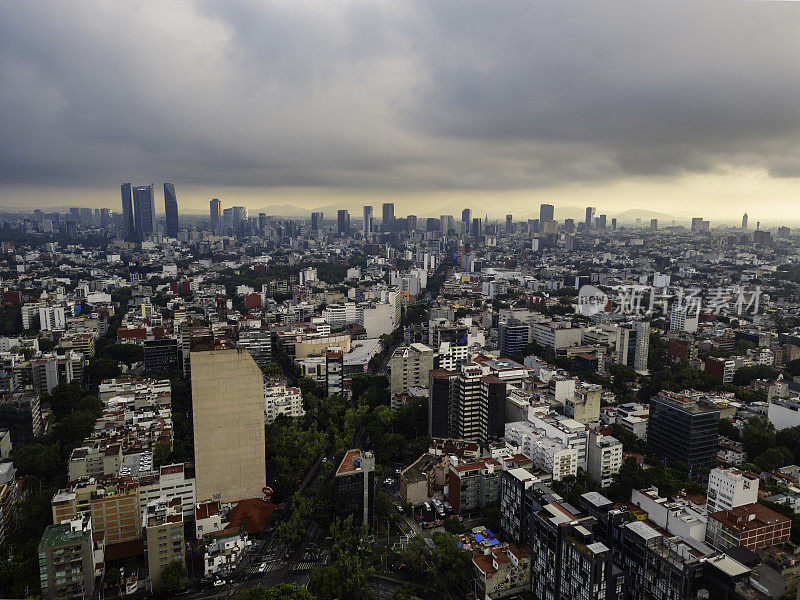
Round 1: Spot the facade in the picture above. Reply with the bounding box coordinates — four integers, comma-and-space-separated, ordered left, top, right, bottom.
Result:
647, 391, 720, 475
210, 198, 221, 232
133, 184, 155, 240
564, 384, 602, 424
616, 321, 650, 372
706, 467, 759, 514
121, 182, 135, 241
337, 209, 350, 236
334, 449, 375, 527
191, 348, 266, 503
428, 369, 456, 438
143, 497, 185, 590
325, 351, 344, 396
38, 516, 96, 600
587, 430, 623, 487
0, 392, 42, 445
498, 468, 537, 545
39, 305, 66, 331
389, 343, 434, 396
139, 463, 196, 519
472, 543, 532, 600
447, 458, 501, 515
164, 183, 178, 238
706, 503, 791, 551
236, 328, 272, 365
498, 319, 530, 357
143, 338, 179, 372
264, 380, 305, 423
363, 206, 373, 237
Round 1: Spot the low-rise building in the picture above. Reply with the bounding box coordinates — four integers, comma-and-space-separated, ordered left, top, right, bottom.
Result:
707, 503, 791, 551
38, 515, 97, 600
264, 380, 305, 423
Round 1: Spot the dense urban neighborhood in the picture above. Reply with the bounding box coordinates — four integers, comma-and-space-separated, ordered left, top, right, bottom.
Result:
0, 193, 800, 600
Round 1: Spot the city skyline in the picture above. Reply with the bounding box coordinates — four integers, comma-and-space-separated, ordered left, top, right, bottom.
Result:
2, 1, 800, 221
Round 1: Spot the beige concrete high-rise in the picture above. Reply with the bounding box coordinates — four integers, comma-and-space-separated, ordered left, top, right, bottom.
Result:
191, 348, 266, 503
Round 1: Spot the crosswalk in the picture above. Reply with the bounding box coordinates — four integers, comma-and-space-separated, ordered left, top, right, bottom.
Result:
291, 561, 316, 571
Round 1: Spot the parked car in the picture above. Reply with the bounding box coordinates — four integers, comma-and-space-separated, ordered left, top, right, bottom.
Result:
257, 563, 267, 573
213, 579, 226, 587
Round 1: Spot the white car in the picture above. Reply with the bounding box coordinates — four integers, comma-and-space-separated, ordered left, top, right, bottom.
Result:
257, 563, 267, 573
213, 579, 226, 587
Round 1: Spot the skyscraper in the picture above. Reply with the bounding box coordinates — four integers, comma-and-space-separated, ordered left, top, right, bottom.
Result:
311, 211, 323, 231
598, 214, 607, 230
564, 218, 575, 234
337, 210, 350, 236
232, 206, 247, 236
133, 184, 155, 241
539, 203, 554, 224
363, 206, 373, 237
461, 208, 472, 235
471, 218, 482, 238
164, 183, 178, 237
210, 198, 221, 232
120, 182, 134, 241
191, 347, 266, 503
258, 212, 267, 233
440, 214, 449, 235
650, 218, 658, 230
616, 321, 650, 373
382, 203, 395, 232
742, 212, 748, 229
100, 208, 110, 228
505, 214, 513, 234
585, 206, 596, 229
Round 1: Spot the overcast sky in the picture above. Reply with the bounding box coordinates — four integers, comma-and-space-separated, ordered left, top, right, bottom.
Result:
2, 0, 800, 221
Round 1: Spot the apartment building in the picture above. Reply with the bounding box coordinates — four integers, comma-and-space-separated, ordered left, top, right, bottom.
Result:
498, 468, 538, 545
143, 497, 185, 590
706, 503, 791, 551
532, 321, 583, 350
264, 380, 305, 424
68, 442, 123, 482
389, 343, 434, 396
38, 516, 97, 600
447, 457, 501, 515
138, 463, 196, 519
615, 321, 650, 373
236, 328, 272, 365
472, 543, 532, 600
706, 467, 759, 514
564, 383, 602, 424
587, 430, 623, 488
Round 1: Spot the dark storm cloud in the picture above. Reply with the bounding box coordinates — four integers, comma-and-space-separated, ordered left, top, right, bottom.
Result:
1, 0, 800, 191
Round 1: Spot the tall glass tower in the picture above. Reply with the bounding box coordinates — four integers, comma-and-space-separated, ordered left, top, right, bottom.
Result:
164, 183, 178, 237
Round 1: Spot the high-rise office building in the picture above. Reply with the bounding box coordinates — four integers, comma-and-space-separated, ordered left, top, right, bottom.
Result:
191, 348, 266, 503
498, 319, 530, 357
258, 212, 267, 233
133, 184, 155, 241
389, 343, 434, 396
742, 212, 748, 229
363, 206, 373, 237
616, 321, 650, 373
337, 210, 350, 236
647, 390, 720, 475
611, 218, 617, 230
428, 369, 457, 438
585, 206, 596, 229
164, 183, 178, 237
311, 211, 323, 231
650, 218, 658, 231
598, 214, 607, 230
210, 198, 221, 232
232, 206, 247, 236
440, 214, 449, 235
121, 182, 135, 241
461, 208, 472, 234
564, 218, 575, 234
406, 214, 417, 231
505, 214, 513, 234
382, 203, 395, 232
540, 203, 554, 224
100, 208, 110, 228
471, 218, 482, 238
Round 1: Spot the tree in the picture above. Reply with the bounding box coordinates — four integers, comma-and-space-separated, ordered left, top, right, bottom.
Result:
787, 359, 800, 378
38, 337, 56, 352
443, 515, 464, 534
733, 365, 779, 387
428, 532, 471, 592
153, 441, 172, 467
238, 584, 312, 600
719, 418, 740, 441
375, 488, 393, 523
260, 362, 282, 377
87, 357, 122, 383
161, 560, 186, 592
742, 417, 776, 459
102, 342, 144, 366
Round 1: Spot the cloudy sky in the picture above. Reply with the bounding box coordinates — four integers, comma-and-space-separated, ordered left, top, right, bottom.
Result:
1, 0, 800, 222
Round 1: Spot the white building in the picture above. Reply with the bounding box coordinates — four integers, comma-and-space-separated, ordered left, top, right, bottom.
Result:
631, 487, 707, 543
322, 302, 359, 326
504, 421, 579, 481
706, 467, 760, 513
670, 305, 699, 334
767, 398, 800, 431
587, 431, 623, 487
532, 321, 583, 350
139, 463, 197, 519
39, 305, 66, 331
264, 381, 305, 423
357, 302, 395, 338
